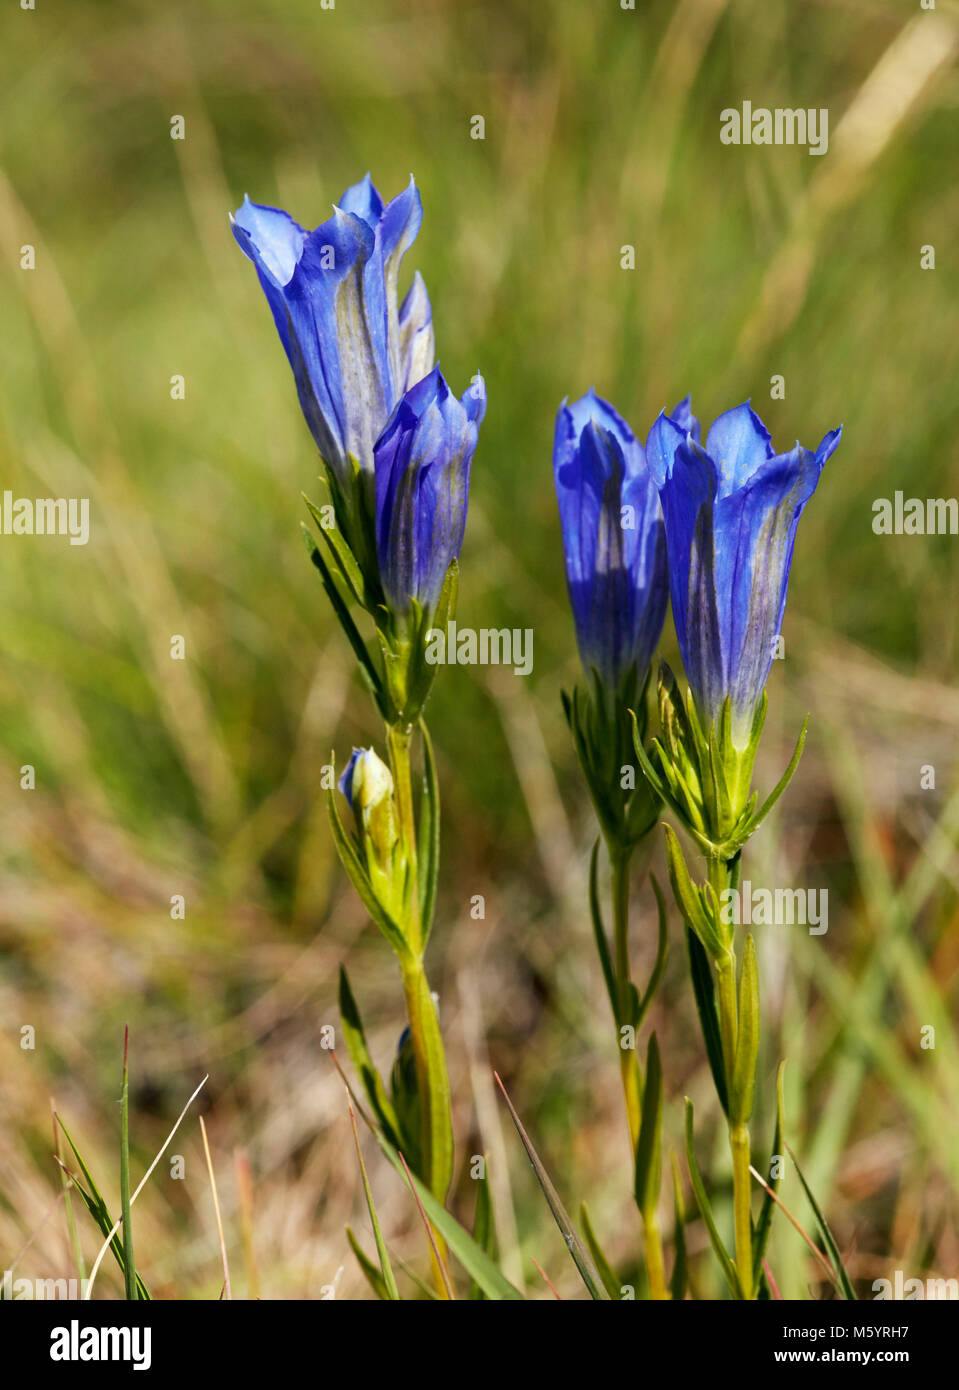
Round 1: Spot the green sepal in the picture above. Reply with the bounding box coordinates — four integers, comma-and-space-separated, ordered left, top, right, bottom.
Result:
380, 560, 459, 726
748, 716, 809, 834
564, 668, 659, 851
303, 488, 367, 608
639, 667, 807, 864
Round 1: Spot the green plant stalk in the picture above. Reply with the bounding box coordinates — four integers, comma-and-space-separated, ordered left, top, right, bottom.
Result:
610, 846, 667, 1301
388, 722, 454, 1214
709, 858, 754, 1300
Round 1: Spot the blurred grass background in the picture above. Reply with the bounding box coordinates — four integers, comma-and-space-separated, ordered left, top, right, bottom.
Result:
0, 0, 957, 1299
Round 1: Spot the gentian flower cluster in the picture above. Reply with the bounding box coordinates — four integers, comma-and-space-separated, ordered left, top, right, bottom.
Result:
235, 174, 484, 1212
233, 174, 485, 642
555, 386, 841, 1301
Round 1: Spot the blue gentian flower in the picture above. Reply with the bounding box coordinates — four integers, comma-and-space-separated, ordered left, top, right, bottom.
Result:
647, 399, 842, 743
232, 173, 434, 492
553, 390, 668, 692
373, 365, 486, 618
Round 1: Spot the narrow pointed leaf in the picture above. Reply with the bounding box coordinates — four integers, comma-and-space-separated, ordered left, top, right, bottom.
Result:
786, 1144, 857, 1300
686, 926, 729, 1115
580, 1202, 623, 1300
346, 1226, 393, 1301
684, 1099, 740, 1298
752, 1060, 786, 1287
417, 721, 441, 945
468, 1170, 498, 1301
634, 1033, 663, 1217
495, 1073, 609, 1299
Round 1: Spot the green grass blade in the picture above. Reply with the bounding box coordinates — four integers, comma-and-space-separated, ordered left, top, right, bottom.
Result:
752, 1060, 786, 1287
495, 1072, 609, 1300
468, 1166, 498, 1301
580, 1202, 622, 1300
347, 1096, 399, 1300
119, 1026, 136, 1301
55, 1115, 151, 1300
684, 1099, 740, 1298
685, 925, 729, 1115
786, 1144, 857, 1300
346, 1227, 392, 1301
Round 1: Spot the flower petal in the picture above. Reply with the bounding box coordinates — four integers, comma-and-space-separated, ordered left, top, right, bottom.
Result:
398, 270, 435, 392
704, 401, 774, 498
337, 172, 384, 228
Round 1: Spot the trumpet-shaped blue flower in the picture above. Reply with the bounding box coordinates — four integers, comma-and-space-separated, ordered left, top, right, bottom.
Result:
232, 173, 434, 492
374, 365, 486, 618
553, 390, 667, 692
647, 399, 842, 744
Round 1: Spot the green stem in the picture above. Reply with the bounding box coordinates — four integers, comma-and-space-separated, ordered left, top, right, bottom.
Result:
713, 854, 755, 1300
400, 955, 454, 1202
387, 723, 453, 1214
730, 1121, 753, 1299
643, 1208, 668, 1302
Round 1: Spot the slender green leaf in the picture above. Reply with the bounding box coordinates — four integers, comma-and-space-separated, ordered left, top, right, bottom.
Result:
418, 721, 441, 946
786, 1144, 857, 1300
338, 967, 405, 1152
119, 1027, 136, 1301
495, 1072, 609, 1300
346, 1227, 392, 1301
55, 1117, 150, 1300
684, 1099, 740, 1298
302, 525, 388, 719
686, 926, 729, 1115
635, 873, 669, 1030
580, 1202, 622, 1300
731, 934, 759, 1125
468, 1169, 498, 1301
588, 839, 617, 1015
347, 1098, 399, 1300
634, 1033, 663, 1217
752, 1061, 786, 1287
